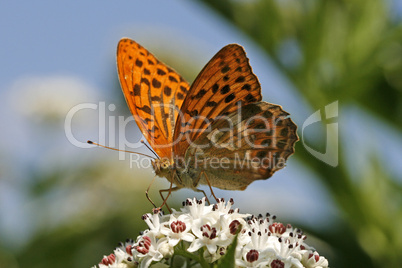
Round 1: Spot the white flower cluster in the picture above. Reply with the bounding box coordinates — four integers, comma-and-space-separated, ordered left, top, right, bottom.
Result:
95, 198, 329, 268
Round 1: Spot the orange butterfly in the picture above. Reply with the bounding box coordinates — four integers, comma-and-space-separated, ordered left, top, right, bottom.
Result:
116, 38, 298, 210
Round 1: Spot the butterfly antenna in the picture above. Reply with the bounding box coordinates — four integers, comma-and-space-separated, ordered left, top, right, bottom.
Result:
87, 140, 157, 160
141, 140, 160, 159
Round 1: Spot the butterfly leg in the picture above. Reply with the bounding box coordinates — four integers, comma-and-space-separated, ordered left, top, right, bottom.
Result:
153, 169, 178, 213
193, 171, 218, 203
201, 171, 219, 202
145, 175, 159, 209
158, 186, 180, 213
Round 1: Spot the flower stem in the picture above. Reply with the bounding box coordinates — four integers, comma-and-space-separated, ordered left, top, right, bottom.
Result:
174, 242, 211, 268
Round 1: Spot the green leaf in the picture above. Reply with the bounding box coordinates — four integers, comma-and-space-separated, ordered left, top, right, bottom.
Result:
214, 233, 239, 268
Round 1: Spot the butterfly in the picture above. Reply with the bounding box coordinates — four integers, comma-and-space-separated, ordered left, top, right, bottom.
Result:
116, 38, 298, 209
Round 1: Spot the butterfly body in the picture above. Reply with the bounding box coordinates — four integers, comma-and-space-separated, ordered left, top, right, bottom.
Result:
152, 158, 198, 189
117, 38, 298, 194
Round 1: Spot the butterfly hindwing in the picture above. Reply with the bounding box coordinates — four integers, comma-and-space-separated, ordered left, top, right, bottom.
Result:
183, 102, 298, 190
173, 44, 262, 158
117, 38, 190, 158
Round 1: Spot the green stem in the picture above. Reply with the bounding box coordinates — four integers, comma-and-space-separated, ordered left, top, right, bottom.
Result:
198, 248, 210, 268
174, 244, 210, 268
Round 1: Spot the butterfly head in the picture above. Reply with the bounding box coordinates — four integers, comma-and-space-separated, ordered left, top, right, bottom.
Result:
152, 158, 172, 176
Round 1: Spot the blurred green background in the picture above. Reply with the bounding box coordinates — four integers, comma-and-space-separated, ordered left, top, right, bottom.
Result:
0, 0, 401, 267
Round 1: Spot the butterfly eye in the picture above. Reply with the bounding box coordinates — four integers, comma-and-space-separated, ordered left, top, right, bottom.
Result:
162, 162, 169, 169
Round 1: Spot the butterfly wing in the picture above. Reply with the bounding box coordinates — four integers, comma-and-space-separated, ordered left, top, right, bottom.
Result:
184, 101, 298, 190
172, 44, 262, 157
117, 38, 190, 158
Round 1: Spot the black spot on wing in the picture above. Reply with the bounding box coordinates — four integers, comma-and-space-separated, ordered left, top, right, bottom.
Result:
133, 84, 141, 96
188, 110, 199, 117
242, 104, 262, 117
194, 89, 207, 99
169, 76, 178, 83
242, 84, 251, 91
221, 65, 230, 73
138, 105, 152, 114
212, 83, 219, 93
142, 118, 152, 124
256, 150, 268, 159
141, 77, 150, 86
225, 93, 235, 103
220, 85, 230, 94
144, 68, 151, 75
245, 93, 257, 103
157, 68, 166, 76
151, 96, 161, 102
135, 59, 143, 67
177, 93, 184, 100
206, 101, 217, 107
235, 76, 245, 83
263, 110, 273, 118
164, 86, 172, 96
152, 78, 161, 88
149, 126, 160, 133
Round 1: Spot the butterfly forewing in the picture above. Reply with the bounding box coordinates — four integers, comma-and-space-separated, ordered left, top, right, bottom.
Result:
117, 38, 190, 158
173, 44, 262, 158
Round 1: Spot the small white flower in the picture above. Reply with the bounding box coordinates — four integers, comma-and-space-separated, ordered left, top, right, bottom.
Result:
141, 213, 165, 237
188, 220, 221, 254
301, 251, 329, 268
156, 238, 174, 258
98, 253, 133, 268
180, 197, 212, 219
94, 198, 329, 268
218, 217, 247, 248
114, 248, 130, 264
132, 232, 164, 268
211, 198, 237, 214
213, 198, 250, 247
236, 248, 271, 267
237, 215, 308, 268
95, 240, 138, 268
188, 198, 251, 255
160, 213, 195, 246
